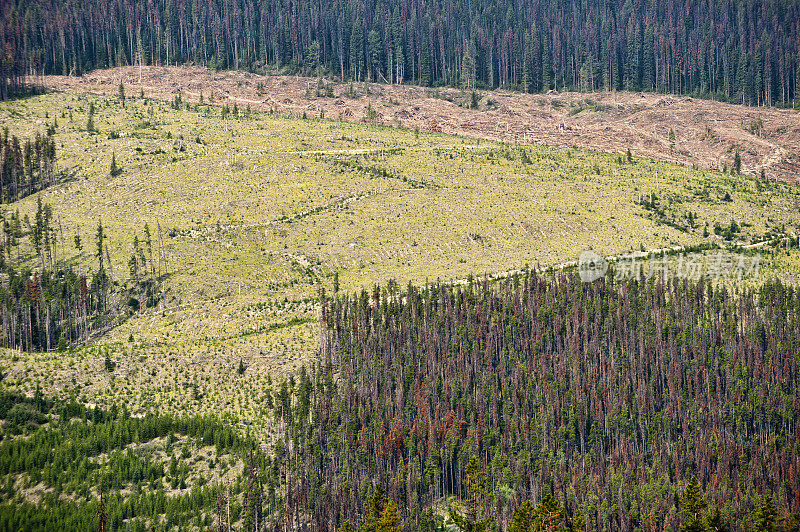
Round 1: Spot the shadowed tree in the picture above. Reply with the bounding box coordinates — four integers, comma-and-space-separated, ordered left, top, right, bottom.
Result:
450, 455, 495, 532
707, 507, 730, 532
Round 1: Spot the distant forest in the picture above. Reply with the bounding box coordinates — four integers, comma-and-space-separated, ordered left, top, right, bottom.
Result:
2, 0, 800, 105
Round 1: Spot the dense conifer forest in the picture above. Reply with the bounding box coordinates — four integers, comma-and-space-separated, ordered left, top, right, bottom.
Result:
4, 271, 798, 530
2, 0, 800, 105
268, 271, 799, 530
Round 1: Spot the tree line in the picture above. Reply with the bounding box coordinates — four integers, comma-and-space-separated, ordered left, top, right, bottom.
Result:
0, 199, 163, 351
2, 0, 800, 105
0, 128, 56, 203
267, 270, 799, 530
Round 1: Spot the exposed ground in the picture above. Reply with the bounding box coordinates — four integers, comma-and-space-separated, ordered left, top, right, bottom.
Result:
43, 66, 800, 183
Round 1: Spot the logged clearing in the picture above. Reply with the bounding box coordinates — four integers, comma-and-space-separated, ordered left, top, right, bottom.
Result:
0, 81, 799, 429
44, 65, 800, 183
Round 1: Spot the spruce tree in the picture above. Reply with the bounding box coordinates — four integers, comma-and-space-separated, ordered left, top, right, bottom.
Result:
109, 152, 122, 176
752, 496, 778, 532
679, 476, 708, 532
707, 507, 730, 532
509, 501, 535, 532
449, 456, 495, 532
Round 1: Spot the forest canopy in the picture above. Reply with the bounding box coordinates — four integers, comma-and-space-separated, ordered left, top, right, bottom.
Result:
1, 0, 799, 105
272, 270, 800, 530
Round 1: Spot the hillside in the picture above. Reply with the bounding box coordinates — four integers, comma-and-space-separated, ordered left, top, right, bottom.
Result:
1, 0, 799, 528
0, 81, 798, 529
0, 85, 798, 424
45, 66, 800, 183
300, 273, 800, 530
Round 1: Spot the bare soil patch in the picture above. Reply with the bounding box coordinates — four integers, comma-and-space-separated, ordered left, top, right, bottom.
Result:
43, 66, 800, 183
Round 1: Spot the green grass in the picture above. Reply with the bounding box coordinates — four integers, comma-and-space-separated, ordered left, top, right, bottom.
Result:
1, 91, 799, 429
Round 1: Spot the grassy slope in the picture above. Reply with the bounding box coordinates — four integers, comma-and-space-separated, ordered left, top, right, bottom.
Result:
0, 91, 798, 430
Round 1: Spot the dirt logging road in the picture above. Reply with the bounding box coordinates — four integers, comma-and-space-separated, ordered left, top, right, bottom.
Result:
44, 65, 800, 184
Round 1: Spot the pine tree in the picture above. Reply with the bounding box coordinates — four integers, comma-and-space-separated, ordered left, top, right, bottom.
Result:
449, 456, 495, 532
679, 476, 708, 532
96, 219, 105, 268
377, 501, 403, 532
463, 40, 477, 91
752, 496, 779, 532
509, 501, 535, 532
541, 29, 552, 91
533, 494, 566, 531
354, 484, 404, 532
736, 52, 749, 104
707, 507, 730, 532
523, 31, 534, 93
626, 22, 641, 90
420, 34, 431, 87
109, 152, 122, 176
368, 30, 382, 82
569, 509, 585, 532
350, 17, 364, 81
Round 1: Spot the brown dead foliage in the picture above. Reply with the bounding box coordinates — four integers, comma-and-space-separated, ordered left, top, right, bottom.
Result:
44, 65, 800, 183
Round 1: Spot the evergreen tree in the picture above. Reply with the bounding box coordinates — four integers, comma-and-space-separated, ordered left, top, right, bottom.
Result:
679, 476, 708, 532
109, 152, 122, 176
96, 219, 105, 268
86, 109, 95, 133
357, 484, 404, 532
350, 17, 364, 81
707, 507, 730, 532
733, 151, 742, 175
752, 496, 779, 532
532, 495, 566, 531
367, 30, 382, 82
509, 501, 536, 532
449, 456, 495, 532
